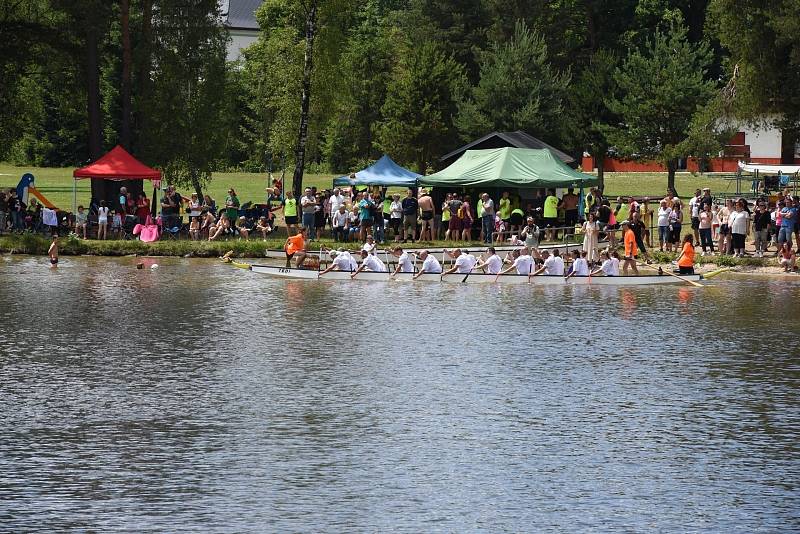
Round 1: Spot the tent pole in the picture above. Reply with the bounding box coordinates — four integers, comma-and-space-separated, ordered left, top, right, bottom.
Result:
72, 178, 76, 214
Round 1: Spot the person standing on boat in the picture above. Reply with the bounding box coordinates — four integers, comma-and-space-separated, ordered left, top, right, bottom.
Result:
442, 248, 476, 275
389, 245, 415, 276
475, 247, 502, 274
621, 220, 639, 275
284, 227, 308, 268
413, 250, 442, 279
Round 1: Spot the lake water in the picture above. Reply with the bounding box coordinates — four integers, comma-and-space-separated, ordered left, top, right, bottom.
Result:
0, 256, 798, 532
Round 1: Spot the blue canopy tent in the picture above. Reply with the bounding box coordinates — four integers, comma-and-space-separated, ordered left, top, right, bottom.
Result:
333, 155, 421, 188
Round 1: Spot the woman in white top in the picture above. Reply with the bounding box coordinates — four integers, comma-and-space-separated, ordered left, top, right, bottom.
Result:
566, 249, 589, 277
390, 194, 403, 242
729, 199, 750, 257
97, 200, 109, 240
657, 200, 672, 251
582, 211, 600, 264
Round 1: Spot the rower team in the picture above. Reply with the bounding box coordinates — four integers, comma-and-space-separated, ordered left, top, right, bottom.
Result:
285, 225, 695, 279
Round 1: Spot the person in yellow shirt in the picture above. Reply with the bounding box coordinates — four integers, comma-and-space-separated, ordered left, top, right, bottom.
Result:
543, 189, 560, 241
621, 220, 639, 275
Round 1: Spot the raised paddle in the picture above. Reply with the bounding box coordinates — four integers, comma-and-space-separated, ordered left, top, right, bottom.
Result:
639, 262, 702, 287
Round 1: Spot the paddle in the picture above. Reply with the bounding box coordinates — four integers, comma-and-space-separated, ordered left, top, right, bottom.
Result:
639, 262, 702, 287
461, 266, 474, 283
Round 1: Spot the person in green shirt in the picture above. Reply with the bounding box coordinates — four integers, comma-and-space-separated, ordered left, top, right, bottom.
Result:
543, 188, 560, 241
499, 191, 512, 224
225, 188, 240, 225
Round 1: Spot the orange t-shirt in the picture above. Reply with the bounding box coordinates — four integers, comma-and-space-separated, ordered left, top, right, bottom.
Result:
678, 242, 695, 267
624, 228, 637, 257
285, 234, 305, 255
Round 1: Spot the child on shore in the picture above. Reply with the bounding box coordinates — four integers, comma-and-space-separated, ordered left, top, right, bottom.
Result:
97, 200, 109, 240
48, 235, 58, 267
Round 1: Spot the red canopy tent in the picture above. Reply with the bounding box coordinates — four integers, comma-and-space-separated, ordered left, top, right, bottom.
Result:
72, 145, 161, 212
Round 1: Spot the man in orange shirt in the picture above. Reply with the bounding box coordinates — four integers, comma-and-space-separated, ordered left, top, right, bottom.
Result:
621, 220, 639, 275
284, 227, 308, 268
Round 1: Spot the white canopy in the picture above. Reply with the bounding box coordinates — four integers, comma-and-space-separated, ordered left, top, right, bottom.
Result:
738, 161, 800, 174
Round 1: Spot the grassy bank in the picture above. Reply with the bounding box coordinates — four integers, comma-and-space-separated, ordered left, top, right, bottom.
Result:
0, 163, 743, 211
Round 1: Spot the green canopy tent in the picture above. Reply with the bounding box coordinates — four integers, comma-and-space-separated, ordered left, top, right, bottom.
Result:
419, 147, 598, 189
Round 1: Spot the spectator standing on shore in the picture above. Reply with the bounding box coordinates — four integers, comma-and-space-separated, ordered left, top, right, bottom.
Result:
75, 206, 88, 238
136, 192, 150, 223
543, 189, 559, 241
498, 191, 511, 230
729, 199, 750, 257
717, 199, 733, 254
202, 194, 217, 216
562, 188, 579, 233
657, 200, 672, 252
329, 188, 345, 224
481, 193, 495, 244
281, 190, 299, 235
300, 187, 317, 240
401, 188, 418, 242
224, 188, 240, 224
97, 200, 109, 240
418, 189, 435, 242
698, 203, 714, 255
689, 189, 702, 246
752, 201, 771, 257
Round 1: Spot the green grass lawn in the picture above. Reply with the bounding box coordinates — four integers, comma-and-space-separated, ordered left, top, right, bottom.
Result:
0, 162, 743, 211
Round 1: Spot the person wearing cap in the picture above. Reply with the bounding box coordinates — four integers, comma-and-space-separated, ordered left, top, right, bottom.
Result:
442, 248, 477, 275
401, 188, 418, 242
621, 220, 639, 275
413, 250, 442, 279
320, 247, 358, 275
300, 187, 317, 240
351, 249, 388, 277
389, 245, 415, 276
699, 187, 713, 211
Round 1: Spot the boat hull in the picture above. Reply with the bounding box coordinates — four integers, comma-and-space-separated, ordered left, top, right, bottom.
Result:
245, 264, 703, 286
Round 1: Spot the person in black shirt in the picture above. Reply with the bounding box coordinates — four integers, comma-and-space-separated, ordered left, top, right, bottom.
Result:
401, 188, 418, 242
752, 201, 771, 257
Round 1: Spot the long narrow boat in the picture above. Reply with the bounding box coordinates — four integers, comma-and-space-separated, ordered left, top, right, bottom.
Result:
261, 240, 604, 260
238, 263, 703, 286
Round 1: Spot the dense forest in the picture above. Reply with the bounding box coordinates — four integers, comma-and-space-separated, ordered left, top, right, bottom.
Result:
1, 0, 798, 197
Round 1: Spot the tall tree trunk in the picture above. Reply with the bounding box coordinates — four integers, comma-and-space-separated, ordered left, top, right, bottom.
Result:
596, 152, 605, 193
120, 0, 132, 149
86, 25, 106, 203
666, 158, 677, 196
291, 2, 318, 199
135, 0, 153, 155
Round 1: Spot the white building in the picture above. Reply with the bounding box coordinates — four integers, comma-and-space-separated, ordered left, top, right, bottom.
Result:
220, 0, 262, 63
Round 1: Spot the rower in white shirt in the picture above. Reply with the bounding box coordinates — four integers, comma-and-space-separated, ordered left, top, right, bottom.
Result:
530, 249, 565, 277
351, 249, 388, 278
441, 248, 477, 275
389, 245, 415, 276
496, 247, 534, 280
320, 248, 358, 274
566, 249, 590, 278
590, 250, 619, 276
474, 246, 503, 274
413, 250, 443, 279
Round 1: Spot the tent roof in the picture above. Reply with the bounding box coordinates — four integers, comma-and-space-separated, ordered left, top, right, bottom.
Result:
738, 161, 800, 174
333, 154, 420, 187
420, 147, 598, 189
440, 131, 575, 165
73, 145, 161, 180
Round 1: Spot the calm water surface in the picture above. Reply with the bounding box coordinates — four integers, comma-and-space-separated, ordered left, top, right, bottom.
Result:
0, 255, 798, 532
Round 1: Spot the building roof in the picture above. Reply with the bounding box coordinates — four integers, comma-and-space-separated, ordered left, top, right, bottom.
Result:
440, 131, 575, 166
222, 0, 262, 30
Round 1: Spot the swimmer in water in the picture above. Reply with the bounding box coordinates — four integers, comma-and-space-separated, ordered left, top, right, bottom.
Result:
48, 235, 59, 267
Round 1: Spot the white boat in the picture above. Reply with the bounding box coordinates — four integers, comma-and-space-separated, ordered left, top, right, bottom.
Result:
240, 263, 703, 286
261, 240, 602, 260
